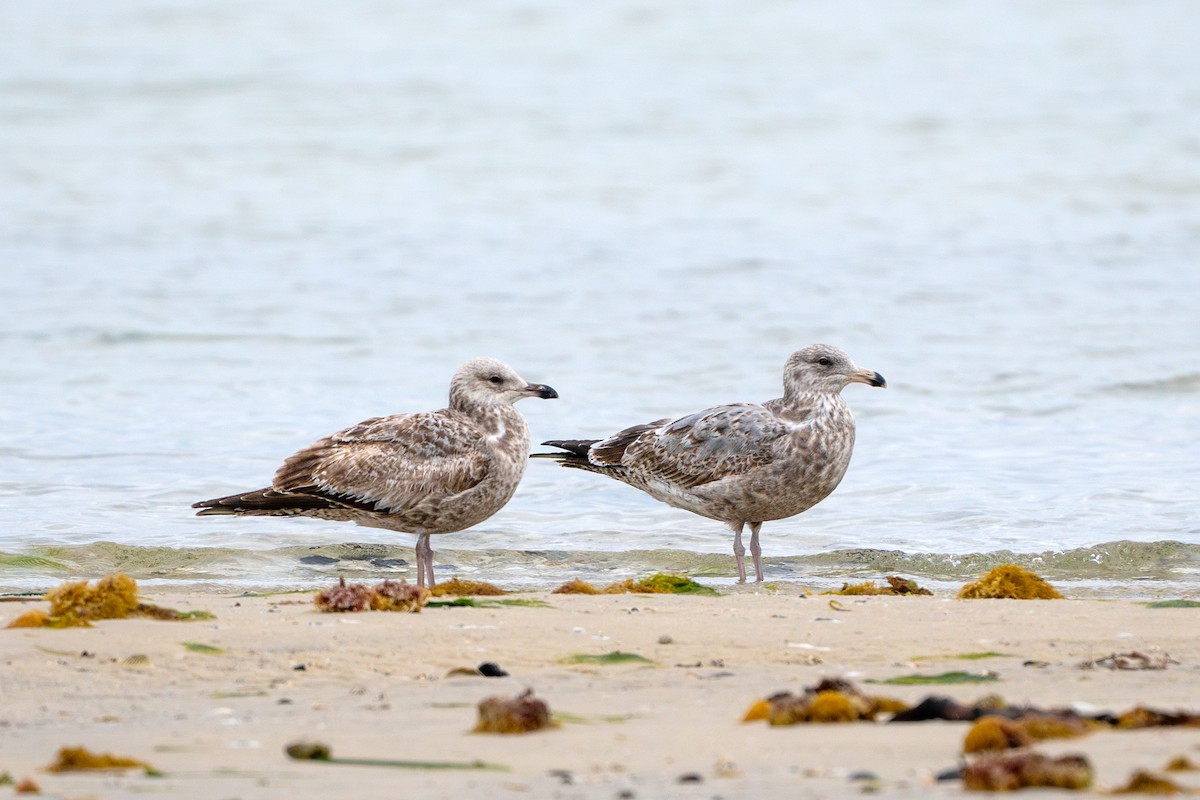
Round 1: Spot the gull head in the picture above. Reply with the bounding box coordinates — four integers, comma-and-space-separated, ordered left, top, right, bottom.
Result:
783, 344, 886, 397
450, 357, 559, 409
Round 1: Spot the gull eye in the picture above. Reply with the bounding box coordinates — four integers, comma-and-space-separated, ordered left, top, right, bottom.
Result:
816, 357, 833, 367
488, 375, 504, 385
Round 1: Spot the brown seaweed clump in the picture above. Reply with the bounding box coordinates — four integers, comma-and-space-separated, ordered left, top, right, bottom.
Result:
1017, 714, 1095, 740
751, 678, 909, 725
1109, 770, 1190, 795
742, 699, 771, 722
962, 751, 1093, 791
369, 579, 430, 612
806, 691, 864, 722
964, 714, 1094, 753
6, 609, 50, 628
47, 573, 141, 622
5, 574, 208, 629
600, 574, 718, 595
963, 716, 1035, 753
43, 573, 140, 627
957, 565, 1064, 600
1114, 706, 1200, 729
45, 573, 139, 623
45, 746, 157, 774
626, 573, 715, 594
552, 579, 602, 595
430, 578, 507, 597
830, 582, 897, 594
826, 576, 933, 596
766, 691, 859, 725
314, 578, 373, 612
314, 578, 430, 613
547, 574, 716, 595
474, 689, 553, 734
13, 776, 39, 794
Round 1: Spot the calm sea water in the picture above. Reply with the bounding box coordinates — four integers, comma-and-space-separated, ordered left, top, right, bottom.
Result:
2, 1, 1197, 595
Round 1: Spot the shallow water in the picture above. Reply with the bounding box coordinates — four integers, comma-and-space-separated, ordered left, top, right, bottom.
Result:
2, 1, 1198, 593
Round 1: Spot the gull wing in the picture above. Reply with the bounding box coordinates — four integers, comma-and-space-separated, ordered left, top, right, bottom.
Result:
272, 411, 490, 513
604, 403, 789, 490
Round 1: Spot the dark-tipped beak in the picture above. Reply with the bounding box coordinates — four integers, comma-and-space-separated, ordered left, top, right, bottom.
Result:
524, 383, 559, 399
850, 369, 886, 388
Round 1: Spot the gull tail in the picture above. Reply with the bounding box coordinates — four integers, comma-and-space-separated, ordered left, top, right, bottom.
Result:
531, 439, 612, 474
534, 439, 598, 459
192, 488, 341, 516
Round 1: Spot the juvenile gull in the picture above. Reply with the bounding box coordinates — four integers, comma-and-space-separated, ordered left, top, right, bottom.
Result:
538, 344, 884, 583
193, 357, 558, 587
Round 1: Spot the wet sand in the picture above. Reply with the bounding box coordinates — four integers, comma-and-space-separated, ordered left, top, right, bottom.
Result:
1, 586, 1197, 798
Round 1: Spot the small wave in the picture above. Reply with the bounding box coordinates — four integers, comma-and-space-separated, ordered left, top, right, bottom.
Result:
0, 448, 179, 463
1104, 372, 1200, 394
798, 540, 1199, 581
0, 327, 358, 347
1, 540, 1194, 597
0, 553, 68, 570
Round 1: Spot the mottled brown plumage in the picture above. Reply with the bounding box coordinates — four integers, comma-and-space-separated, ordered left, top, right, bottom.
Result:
194, 358, 558, 587
539, 344, 884, 583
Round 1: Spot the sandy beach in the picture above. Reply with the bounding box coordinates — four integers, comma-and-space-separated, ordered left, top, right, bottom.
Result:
1, 583, 1197, 799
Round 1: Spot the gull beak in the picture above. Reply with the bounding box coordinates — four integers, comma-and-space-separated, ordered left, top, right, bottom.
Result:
523, 383, 559, 399
850, 369, 886, 388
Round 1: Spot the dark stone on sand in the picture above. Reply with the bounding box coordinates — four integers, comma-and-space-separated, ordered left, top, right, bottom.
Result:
299, 555, 339, 565
479, 662, 508, 677
935, 765, 965, 782
547, 769, 573, 785
889, 696, 977, 722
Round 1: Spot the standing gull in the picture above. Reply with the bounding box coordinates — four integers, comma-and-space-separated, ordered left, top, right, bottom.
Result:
538, 344, 884, 583
193, 357, 558, 587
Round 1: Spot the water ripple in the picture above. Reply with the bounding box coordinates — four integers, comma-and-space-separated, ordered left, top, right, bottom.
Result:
1, 539, 1193, 597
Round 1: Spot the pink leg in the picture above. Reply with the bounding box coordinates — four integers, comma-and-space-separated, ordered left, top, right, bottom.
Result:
749, 522, 763, 582
415, 534, 435, 588
730, 522, 747, 584
424, 535, 436, 588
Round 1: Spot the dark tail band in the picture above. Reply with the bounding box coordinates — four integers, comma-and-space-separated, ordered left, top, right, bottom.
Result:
539, 439, 598, 458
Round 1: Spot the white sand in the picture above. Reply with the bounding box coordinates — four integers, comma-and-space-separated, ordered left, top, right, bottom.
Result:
1, 587, 1198, 798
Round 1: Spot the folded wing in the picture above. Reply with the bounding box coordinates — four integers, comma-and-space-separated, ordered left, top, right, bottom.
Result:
597, 403, 789, 489
271, 412, 491, 513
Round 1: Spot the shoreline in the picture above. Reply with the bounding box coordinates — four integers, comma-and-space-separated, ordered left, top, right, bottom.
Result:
2, 586, 1198, 798
2, 537, 1197, 600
